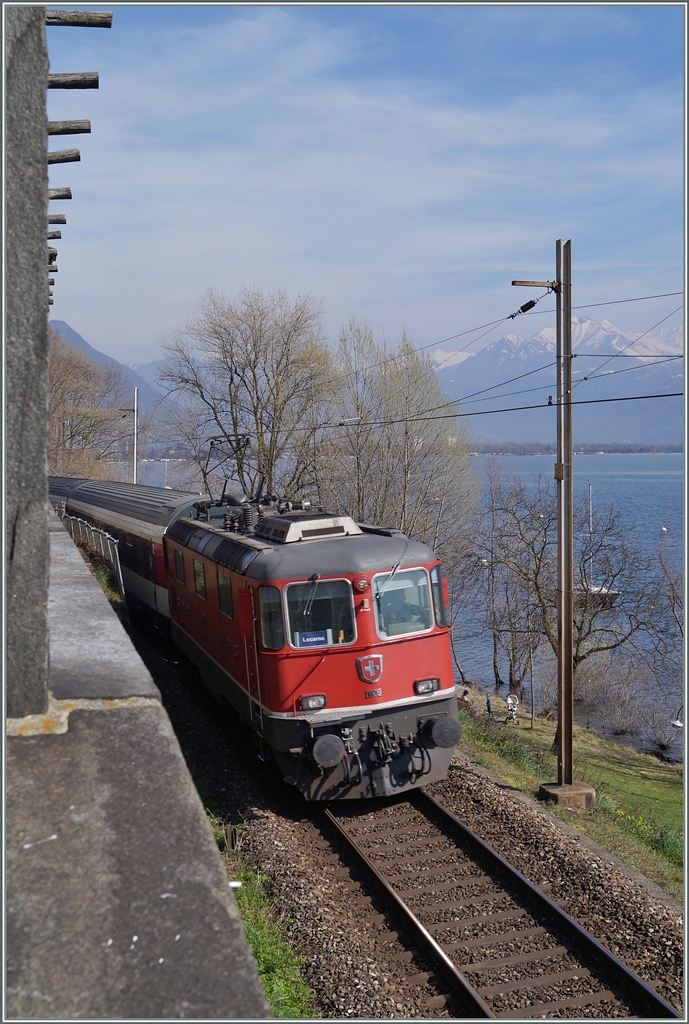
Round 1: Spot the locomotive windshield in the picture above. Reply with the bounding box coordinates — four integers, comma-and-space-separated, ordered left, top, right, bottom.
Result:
373, 568, 433, 638
286, 579, 355, 648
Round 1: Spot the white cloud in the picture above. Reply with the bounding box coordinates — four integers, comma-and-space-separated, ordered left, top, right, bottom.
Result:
47, 7, 683, 363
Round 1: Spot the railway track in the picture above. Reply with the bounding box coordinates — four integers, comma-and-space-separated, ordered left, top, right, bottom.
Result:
323, 790, 680, 1019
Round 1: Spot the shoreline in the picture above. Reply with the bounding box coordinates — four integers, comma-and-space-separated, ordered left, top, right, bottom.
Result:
470, 445, 683, 456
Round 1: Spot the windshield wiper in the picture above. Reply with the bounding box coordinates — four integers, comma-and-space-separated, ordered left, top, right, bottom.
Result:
303, 573, 321, 618
375, 562, 401, 603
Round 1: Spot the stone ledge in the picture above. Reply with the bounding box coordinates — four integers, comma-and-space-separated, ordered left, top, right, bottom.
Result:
48, 514, 160, 700
7, 707, 270, 1019
5, 514, 270, 1018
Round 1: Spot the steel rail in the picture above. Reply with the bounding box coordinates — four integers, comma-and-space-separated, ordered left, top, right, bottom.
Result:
323, 793, 681, 1019
322, 805, 495, 1018
418, 790, 681, 1019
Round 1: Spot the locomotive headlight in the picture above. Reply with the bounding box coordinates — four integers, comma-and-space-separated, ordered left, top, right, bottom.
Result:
355, 577, 369, 592
414, 678, 440, 695
298, 693, 327, 711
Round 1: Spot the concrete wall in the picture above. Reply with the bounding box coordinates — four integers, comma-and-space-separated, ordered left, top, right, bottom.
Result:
6, 516, 271, 1019
5, 6, 50, 716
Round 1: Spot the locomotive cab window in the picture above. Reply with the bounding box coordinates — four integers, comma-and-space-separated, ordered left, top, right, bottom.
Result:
193, 559, 206, 600
217, 570, 233, 618
174, 547, 185, 585
431, 565, 449, 628
286, 579, 355, 648
258, 586, 285, 650
373, 568, 433, 639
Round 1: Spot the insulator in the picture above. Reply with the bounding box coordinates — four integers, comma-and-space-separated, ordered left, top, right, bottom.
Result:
241, 503, 255, 533
223, 512, 233, 531
519, 299, 537, 314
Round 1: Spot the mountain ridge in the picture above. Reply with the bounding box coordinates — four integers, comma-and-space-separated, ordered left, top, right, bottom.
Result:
49, 316, 683, 446
434, 315, 683, 445
48, 320, 162, 414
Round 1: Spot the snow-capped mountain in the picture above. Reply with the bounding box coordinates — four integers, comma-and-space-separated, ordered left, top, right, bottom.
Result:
434, 316, 683, 445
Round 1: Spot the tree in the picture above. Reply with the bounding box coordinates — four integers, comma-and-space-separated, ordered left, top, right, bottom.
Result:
633, 539, 684, 713
158, 287, 333, 500
478, 464, 553, 690
315, 320, 479, 678
478, 465, 663, 689
48, 328, 133, 478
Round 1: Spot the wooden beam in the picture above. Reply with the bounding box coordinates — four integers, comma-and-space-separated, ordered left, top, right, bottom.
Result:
48, 72, 99, 89
48, 279, 55, 285
48, 214, 67, 224
47, 266, 58, 273
48, 120, 91, 135
48, 148, 81, 164
46, 10, 112, 27
47, 232, 62, 240
48, 188, 72, 200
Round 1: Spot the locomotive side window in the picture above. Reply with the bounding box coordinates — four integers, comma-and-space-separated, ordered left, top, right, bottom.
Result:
431, 565, 449, 627
373, 568, 433, 639
193, 559, 206, 600
217, 570, 233, 618
258, 586, 285, 650
174, 547, 185, 585
286, 579, 355, 648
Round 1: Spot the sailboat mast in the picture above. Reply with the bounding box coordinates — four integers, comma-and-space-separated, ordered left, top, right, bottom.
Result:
588, 483, 593, 584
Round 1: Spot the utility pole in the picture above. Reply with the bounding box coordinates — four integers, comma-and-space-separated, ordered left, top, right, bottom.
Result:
133, 386, 139, 484
555, 239, 574, 787
512, 239, 594, 811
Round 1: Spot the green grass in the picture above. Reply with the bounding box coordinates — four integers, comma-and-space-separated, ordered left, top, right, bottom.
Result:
207, 812, 319, 1019
458, 705, 684, 898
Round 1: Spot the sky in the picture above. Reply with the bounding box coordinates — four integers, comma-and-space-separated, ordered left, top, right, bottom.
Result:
44, 3, 685, 366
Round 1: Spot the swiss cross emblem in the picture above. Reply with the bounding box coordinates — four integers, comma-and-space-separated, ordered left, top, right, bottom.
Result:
357, 654, 383, 684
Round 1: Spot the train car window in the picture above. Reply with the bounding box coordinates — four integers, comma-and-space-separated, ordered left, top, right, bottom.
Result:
122, 534, 135, 571
193, 559, 206, 600
258, 586, 285, 650
373, 568, 433, 639
217, 571, 233, 618
174, 547, 185, 585
286, 579, 355, 648
134, 536, 147, 577
431, 565, 449, 627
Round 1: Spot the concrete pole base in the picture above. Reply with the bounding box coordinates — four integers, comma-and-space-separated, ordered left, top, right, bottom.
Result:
538, 781, 596, 811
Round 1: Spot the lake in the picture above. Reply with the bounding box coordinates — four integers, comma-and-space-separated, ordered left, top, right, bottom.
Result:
455, 452, 684, 760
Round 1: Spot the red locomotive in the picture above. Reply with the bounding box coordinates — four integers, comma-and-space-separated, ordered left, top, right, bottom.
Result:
50, 477, 461, 800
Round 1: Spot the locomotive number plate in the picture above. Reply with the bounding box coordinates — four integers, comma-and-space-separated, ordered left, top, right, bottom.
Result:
365, 687, 382, 699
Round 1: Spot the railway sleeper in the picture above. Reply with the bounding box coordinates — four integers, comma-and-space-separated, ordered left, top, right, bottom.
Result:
425, 907, 527, 934
397, 873, 492, 898
493, 989, 618, 1019
461, 945, 569, 972
478, 966, 592, 997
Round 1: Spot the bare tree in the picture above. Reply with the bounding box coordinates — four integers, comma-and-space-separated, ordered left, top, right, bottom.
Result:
315, 320, 479, 679
479, 465, 553, 690
158, 287, 333, 500
478, 466, 663, 688
48, 328, 134, 478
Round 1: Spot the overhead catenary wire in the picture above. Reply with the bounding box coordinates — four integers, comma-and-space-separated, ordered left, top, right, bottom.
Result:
367, 297, 684, 423
570, 304, 683, 393
325, 289, 683, 387
154, 291, 683, 458
419, 352, 682, 418
446, 355, 682, 409
325, 391, 683, 430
